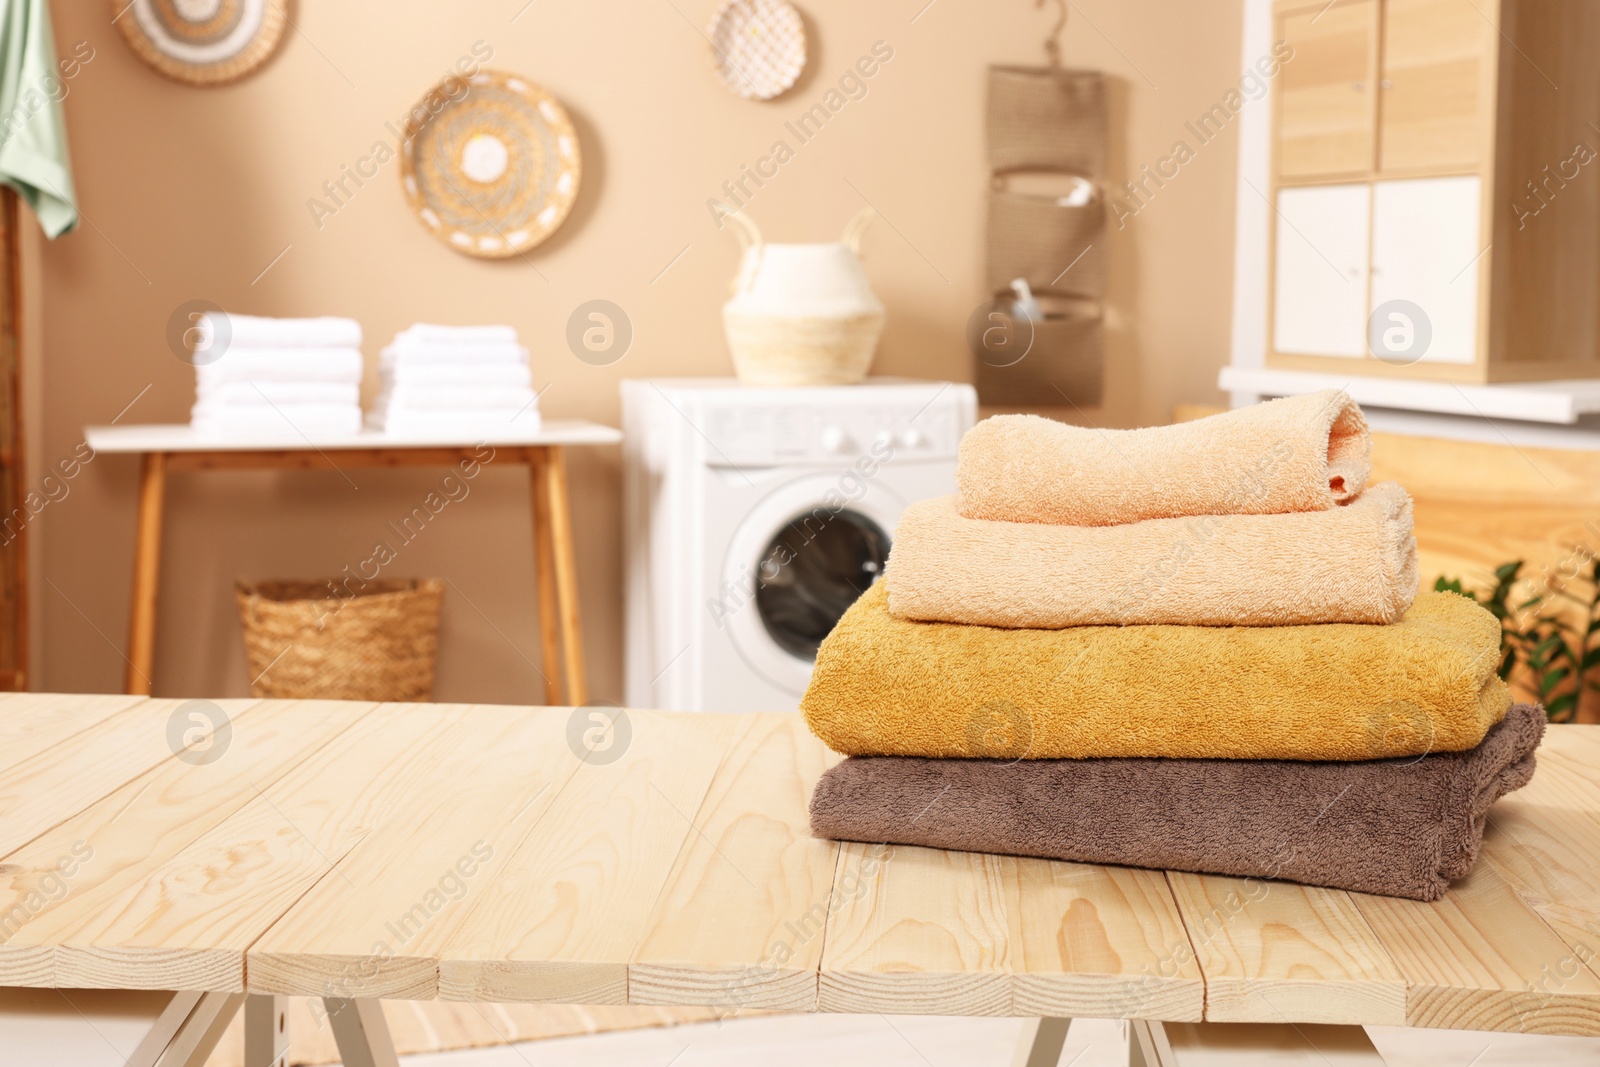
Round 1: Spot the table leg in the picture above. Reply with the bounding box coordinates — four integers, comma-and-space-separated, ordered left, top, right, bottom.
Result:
244, 994, 288, 1067
123, 991, 202, 1067
323, 998, 399, 1067
531, 446, 588, 705
1011, 1017, 1072, 1067
1128, 1019, 1175, 1066
528, 450, 564, 705
133, 991, 243, 1067
125, 451, 166, 695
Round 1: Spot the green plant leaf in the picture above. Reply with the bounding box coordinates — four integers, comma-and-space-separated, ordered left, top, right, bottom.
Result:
1495, 561, 1524, 581
1533, 634, 1566, 660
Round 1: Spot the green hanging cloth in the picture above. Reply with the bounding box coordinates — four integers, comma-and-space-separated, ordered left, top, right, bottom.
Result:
0, 0, 76, 237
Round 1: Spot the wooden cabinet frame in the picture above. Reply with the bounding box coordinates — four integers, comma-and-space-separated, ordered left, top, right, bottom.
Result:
0, 188, 24, 691
1265, 0, 1600, 382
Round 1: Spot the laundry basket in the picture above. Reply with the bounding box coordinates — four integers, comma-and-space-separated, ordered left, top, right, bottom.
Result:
235, 578, 443, 701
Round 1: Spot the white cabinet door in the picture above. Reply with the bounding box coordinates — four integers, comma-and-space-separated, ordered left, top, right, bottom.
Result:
1273, 184, 1371, 357
1369, 176, 1481, 364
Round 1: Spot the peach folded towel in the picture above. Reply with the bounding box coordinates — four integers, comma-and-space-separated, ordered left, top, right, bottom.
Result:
885, 482, 1419, 627
801, 582, 1511, 761
957, 389, 1370, 526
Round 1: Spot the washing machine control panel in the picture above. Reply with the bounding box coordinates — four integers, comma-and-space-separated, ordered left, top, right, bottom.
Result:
699, 399, 960, 467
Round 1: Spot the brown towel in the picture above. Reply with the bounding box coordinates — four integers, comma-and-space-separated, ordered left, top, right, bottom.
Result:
957, 390, 1370, 526
886, 483, 1418, 628
809, 705, 1545, 901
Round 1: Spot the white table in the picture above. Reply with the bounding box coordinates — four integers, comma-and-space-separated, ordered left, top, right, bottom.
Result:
84, 421, 622, 703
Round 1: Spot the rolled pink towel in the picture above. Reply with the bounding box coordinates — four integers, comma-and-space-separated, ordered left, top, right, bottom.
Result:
886, 482, 1418, 627
957, 389, 1370, 526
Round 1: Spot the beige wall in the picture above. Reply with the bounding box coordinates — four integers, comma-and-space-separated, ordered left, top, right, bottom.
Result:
36, 0, 1243, 701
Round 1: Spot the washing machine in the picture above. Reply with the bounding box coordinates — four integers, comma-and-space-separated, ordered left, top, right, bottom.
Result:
623, 378, 976, 712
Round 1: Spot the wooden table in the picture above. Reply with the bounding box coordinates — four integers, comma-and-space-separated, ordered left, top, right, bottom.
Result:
83, 422, 623, 705
2, 694, 1599, 1066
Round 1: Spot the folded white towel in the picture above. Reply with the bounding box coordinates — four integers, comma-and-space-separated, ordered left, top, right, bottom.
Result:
195, 381, 361, 406
199, 313, 362, 351
375, 385, 536, 411
382, 363, 533, 387
381, 341, 528, 366
368, 407, 543, 439
399, 323, 518, 345
195, 348, 364, 385
191, 402, 363, 438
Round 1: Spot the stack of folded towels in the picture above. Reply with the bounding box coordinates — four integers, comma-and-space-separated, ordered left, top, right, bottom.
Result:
802, 390, 1542, 901
367, 324, 540, 437
191, 313, 363, 437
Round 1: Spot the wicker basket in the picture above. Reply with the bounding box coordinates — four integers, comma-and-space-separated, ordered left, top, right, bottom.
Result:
235, 579, 443, 701
723, 309, 884, 386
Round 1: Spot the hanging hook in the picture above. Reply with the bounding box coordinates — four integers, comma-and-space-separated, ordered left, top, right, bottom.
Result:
1036, 0, 1066, 67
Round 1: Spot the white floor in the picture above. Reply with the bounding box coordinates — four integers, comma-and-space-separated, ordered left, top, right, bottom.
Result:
396, 1014, 1600, 1067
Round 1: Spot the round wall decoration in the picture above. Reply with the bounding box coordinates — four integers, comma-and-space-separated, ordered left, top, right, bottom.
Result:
708, 0, 807, 101
399, 71, 582, 260
113, 0, 289, 87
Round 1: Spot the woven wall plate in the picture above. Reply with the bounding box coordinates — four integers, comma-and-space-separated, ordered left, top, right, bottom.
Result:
399, 71, 582, 260
113, 0, 289, 87
708, 0, 806, 101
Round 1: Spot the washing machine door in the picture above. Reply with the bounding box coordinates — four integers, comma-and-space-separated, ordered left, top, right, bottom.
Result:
721, 471, 902, 697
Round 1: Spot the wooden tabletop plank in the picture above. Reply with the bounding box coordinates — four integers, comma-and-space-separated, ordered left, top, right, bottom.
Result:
1010, 863, 1205, 1022
1468, 735, 1600, 1032
818, 841, 1203, 1019
248, 706, 582, 1000
1355, 858, 1600, 1035
818, 842, 1013, 1016
0, 700, 1597, 1030
31, 702, 476, 992
1166, 873, 1407, 1026
0, 693, 148, 776
628, 713, 841, 1014
0, 699, 368, 987
0, 698, 251, 860
435, 710, 743, 1005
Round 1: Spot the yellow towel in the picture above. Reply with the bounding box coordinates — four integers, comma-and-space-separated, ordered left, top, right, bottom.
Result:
801, 583, 1510, 761
958, 390, 1370, 526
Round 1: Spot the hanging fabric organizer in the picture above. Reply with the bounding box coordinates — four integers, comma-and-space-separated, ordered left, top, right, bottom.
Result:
976, 8, 1108, 409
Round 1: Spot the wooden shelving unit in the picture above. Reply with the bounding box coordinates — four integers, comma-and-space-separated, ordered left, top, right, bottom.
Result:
0, 188, 24, 691
1266, 0, 1600, 383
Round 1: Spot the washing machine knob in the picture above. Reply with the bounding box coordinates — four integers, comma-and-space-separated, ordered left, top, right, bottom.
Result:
819, 425, 854, 455
873, 429, 896, 451
898, 428, 926, 449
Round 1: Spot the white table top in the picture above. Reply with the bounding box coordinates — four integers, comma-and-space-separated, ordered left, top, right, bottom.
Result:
84, 420, 622, 454
1220, 365, 1600, 425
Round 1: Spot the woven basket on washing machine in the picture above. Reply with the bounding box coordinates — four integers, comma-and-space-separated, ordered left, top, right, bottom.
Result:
721, 208, 885, 386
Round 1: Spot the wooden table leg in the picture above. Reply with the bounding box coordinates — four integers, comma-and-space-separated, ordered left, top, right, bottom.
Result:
529, 449, 566, 705
323, 998, 399, 1067
125, 451, 166, 696
1011, 1017, 1072, 1067
244, 994, 289, 1067
530, 445, 587, 705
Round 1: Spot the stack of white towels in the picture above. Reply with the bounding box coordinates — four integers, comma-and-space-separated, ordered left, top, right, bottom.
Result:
191, 313, 364, 437
367, 324, 540, 437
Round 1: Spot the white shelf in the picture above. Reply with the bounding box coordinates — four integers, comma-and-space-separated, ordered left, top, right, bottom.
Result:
1219, 366, 1600, 425
84, 419, 622, 454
